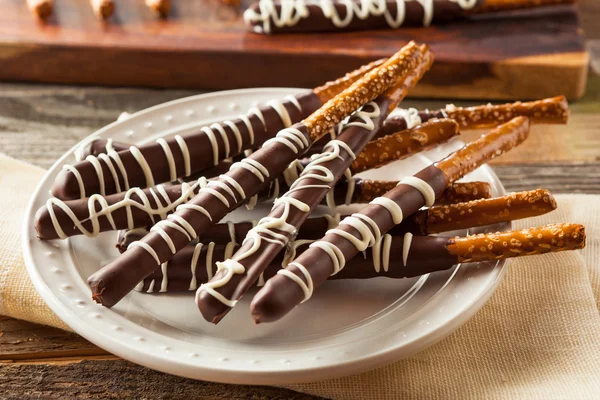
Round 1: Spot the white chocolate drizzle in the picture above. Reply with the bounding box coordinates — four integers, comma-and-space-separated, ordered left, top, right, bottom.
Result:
389, 107, 422, 129
398, 176, 435, 206
244, 0, 478, 34
402, 232, 413, 266
63, 97, 304, 198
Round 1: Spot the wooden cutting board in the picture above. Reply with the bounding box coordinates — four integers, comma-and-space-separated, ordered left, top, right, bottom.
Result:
0, 0, 588, 100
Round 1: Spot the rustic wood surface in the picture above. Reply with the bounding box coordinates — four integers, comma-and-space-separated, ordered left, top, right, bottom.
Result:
0, 0, 588, 100
0, 2, 599, 397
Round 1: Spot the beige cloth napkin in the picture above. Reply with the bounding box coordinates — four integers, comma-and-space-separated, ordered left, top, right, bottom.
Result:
2, 152, 600, 399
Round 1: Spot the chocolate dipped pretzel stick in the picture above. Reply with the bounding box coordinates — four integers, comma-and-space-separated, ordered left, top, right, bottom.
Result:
249, 116, 530, 322
244, 0, 575, 34
90, 0, 114, 20
195, 46, 433, 323
135, 223, 584, 294
119, 187, 556, 259
251, 223, 585, 321
51, 59, 386, 201
27, 0, 53, 20
80, 96, 567, 162
87, 43, 425, 308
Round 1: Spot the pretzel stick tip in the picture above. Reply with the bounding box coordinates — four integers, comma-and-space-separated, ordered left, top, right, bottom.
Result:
447, 223, 585, 263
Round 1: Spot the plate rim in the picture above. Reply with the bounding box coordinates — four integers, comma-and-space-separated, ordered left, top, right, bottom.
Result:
22, 87, 509, 385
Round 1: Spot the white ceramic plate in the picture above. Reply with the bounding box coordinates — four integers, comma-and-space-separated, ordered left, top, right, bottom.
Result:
23, 88, 509, 385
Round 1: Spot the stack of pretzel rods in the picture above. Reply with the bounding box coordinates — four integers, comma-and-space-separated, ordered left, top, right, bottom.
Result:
86, 42, 432, 308
244, 0, 576, 34
51, 58, 386, 201
246, 117, 534, 323
34, 117, 467, 240
36, 43, 586, 327
134, 223, 583, 294
195, 115, 530, 322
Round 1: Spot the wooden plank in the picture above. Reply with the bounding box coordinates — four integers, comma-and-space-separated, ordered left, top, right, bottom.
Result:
0, 316, 106, 360
0, 0, 588, 99
0, 358, 323, 400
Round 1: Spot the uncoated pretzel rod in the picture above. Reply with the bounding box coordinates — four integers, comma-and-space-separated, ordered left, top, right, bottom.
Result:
250, 116, 530, 322
134, 223, 584, 294
87, 42, 426, 308
194, 46, 433, 323
52, 59, 385, 201
90, 0, 114, 20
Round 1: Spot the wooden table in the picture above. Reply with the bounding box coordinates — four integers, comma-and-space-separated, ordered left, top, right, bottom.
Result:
1, 2, 599, 398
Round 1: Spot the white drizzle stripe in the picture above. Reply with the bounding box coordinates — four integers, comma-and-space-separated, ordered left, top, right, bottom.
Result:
97, 153, 121, 193
45, 180, 199, 239
62, 97, 304, 200
278, 262, 314, 302
231, 158, 270, 182
147, 279, 155, 293
130, 146, 155, 188
310, 241, 345, 275
382, 234, 392, 272
267, 100, 293, 128
174, 135, 191, 177
85, 156, 105, 196
160, 262, 169, 292
389, 107, 422, 129
243, 0, 478, 33
224, 120, 244, 153
398, 176, 436, 206
263, 127, 308, 154
206, 242, 216, 280
197, 259, 245, 308
190, 242, 203, 290
128, 241, 161, 265
371, 197, 403, 224
62, 165, 86, 198
157, 138, 177, 181
402, 232, 413, 267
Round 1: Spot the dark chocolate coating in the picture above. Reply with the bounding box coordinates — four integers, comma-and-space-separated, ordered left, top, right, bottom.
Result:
52, 92, 322, 200
196, 97, 393, 323
136, 235, 457, 293
249, 163, 448, 323
250, 235, 455, 322
246, 0, 484, 34
88, 123, 313, 308
82, 138, 129, 158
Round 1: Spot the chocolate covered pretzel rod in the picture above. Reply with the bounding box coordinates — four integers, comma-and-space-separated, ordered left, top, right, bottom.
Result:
135, 223, 584, 294
250, 223, 585, 321
51, 59, 386, 201
81, 96, 567, 161
249, 116, 530, 322
244, 0, 574, 34
195, 47, 433, 323
87, 43, 426, 308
